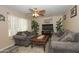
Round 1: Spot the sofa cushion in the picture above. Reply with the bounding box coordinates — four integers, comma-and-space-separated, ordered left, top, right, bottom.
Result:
55, 30, 72, 41
51, 41, 79, 52
51, 34, 60, 41
74, 33, 79, 42
24, 31, 29, 35
61, 32, 75, 42
21, 32, 27, 37
58, 32, 68, 41
65, 37, 74, 42
13, 35, 26, 40
16, 32, 22, 35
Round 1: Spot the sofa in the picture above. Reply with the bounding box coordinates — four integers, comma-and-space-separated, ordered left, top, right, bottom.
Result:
13, 31, 35, 46
49, 30, 79, 53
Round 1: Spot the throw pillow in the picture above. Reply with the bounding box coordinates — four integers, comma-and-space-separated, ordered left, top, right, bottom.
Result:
61, 33, 74, 42
64, 37, 73, 42
58, 31, 68, 41
16, 32, 22, 35
37, 35, 45, 39
21, 33, 27, 37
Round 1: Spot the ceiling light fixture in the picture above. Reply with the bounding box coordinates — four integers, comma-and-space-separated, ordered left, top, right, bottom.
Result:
29, 8, 45, 17
32, 12, 39, 17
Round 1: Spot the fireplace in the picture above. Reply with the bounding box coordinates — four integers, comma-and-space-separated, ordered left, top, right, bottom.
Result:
42, 24, 53, 35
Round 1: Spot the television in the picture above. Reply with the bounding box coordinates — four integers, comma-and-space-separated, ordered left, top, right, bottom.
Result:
42, 24, 53, 31
42, 24, 53, 35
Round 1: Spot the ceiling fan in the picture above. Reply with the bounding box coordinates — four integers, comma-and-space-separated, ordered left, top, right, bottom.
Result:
29, 8, 45, 17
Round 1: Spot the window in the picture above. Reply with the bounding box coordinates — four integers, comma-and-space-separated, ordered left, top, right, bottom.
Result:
8, 15, 28, 36
18, 18, 28, 31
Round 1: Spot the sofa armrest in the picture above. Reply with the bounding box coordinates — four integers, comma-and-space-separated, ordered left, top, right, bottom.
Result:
51, 41, 79, 52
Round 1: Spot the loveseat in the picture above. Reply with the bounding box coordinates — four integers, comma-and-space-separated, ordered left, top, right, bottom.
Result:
49, 30, 79, 53
13, 31, 35, 46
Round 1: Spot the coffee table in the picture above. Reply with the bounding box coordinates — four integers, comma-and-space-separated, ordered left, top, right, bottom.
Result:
31, 35, 49, 52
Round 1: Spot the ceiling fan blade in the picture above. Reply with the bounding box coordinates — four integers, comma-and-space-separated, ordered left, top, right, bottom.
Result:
29, 8, 46, 17
29, 8, 38, 13
38, 10, 45, 16
40, 10, 45, 13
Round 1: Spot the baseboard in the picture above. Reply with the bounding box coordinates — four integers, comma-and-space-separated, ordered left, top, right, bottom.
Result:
0, 43, 15, 52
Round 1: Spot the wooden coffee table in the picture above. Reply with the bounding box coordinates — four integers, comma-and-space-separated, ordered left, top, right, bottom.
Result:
31, 35, 49, 52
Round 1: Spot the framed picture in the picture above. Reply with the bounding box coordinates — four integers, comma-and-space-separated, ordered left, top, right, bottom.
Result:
0, 14, 5, 21
63, 15, 66, 20
70, 5, 77, 18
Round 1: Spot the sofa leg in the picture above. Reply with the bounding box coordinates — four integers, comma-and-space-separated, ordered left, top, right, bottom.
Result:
31, 43, 33, 48
43, 45, 45, 52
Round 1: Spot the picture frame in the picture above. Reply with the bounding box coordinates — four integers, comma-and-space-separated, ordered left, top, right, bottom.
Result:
0, 14, 5, 21
70, 5, 77, 18
63, 15, 66, 20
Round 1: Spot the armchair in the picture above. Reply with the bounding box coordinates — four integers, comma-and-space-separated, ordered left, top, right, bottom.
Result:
13, 31, 35, 46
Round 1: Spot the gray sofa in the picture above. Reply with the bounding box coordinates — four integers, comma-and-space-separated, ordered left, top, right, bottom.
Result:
49, 30, 79, 53
13, 31, 35, 46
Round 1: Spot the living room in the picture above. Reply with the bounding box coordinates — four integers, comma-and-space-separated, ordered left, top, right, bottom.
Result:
0, 5, 79, 53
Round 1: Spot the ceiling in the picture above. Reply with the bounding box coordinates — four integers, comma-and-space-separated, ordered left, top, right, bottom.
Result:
4, 5, 72, 16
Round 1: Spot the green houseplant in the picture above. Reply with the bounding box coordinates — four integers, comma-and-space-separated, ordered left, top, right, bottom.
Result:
56, 18, 64, 36
31, 20, 39, 36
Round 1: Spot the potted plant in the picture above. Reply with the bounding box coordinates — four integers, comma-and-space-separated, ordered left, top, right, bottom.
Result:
56, 18, 64, 37
31, 20, 39, 36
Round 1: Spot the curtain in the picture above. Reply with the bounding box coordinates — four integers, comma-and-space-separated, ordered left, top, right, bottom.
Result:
8, 15, 28, 36
18, 18, 28, 31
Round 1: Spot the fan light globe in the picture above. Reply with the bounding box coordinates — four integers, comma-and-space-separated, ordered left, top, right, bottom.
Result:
32, 13, 39, 17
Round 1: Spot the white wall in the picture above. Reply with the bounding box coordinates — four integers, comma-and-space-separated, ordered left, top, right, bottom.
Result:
63, 5, 79, 33
0, 6, 26, 51
25, 14, 33, 32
